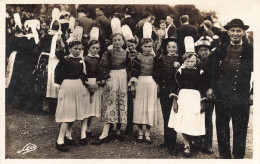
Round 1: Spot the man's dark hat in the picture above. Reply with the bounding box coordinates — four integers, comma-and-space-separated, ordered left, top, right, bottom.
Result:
224, 18, 249, 30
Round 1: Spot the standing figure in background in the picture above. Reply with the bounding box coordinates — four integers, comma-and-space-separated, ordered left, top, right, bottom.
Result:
95, 7, 112, 47
75, 7, 94, 52
177, 15, 197, 62
165, 14, 177, 39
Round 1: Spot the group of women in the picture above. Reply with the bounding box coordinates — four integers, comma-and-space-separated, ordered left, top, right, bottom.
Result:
6, 7, 218, 158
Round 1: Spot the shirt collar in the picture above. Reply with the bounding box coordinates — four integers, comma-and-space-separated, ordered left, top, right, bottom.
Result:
87, 53, 100, 58
125, 15, 131, 18
69, 54, 81, 58
230, 40, 243, 45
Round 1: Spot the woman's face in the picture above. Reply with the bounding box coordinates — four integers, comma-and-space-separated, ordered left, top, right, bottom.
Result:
160, 23, 166, 30
198, 46, 210, 60
184, 55, 197, 69
126, 41, 136, 52
166, 41, 177, 56
141, 42, 153, 54
70, 44, 83, 57
89, 43, 100, 55
112, 34, 124, 49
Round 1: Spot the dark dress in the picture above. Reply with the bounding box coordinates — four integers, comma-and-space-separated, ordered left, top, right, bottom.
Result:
156, 54, 179, 148
6, 35, 39, 109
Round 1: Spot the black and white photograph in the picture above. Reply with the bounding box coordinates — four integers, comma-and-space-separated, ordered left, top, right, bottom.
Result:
1, 0, 260, 163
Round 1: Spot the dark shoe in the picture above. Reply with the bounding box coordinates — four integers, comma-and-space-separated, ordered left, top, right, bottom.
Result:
115, 134, 125, 141
92, 136, 109, 145
78, 138, 88, 146
86, 132, 96, 138
169, 146, 179, 156
183, 146, 191, 157
64, 137, 78, 146
136, 135, 144, 143
56, 142, 69, 152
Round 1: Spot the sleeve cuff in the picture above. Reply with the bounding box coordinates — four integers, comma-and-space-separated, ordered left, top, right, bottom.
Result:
128, 77, 138, 86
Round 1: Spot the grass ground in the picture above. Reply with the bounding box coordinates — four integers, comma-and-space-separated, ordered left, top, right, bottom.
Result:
5, 105, 253, 159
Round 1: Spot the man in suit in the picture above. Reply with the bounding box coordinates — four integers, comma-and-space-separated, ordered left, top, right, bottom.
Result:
121, 6, 136, 37
209, 18, 253, 159
95, 7, 112, 43
177, 15, 197, 62
165, 14, 177, 39
75, 8, 94, 45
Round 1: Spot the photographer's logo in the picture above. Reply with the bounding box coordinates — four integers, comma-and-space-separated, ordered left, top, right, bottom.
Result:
17, 143, 37, 155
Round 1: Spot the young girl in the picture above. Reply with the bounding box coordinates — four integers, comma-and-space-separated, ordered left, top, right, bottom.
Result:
54, 41, 88, 152
168, 52, 207, 157
79, 40, 102, 145
93, 33, 128, 145
156, 37, 180, 155
132, 38, 160, 144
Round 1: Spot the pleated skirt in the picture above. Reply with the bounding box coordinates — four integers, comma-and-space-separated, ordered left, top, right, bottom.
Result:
133, 76, 160, 126
55, 79, 87, 122
84, 78, 102, 118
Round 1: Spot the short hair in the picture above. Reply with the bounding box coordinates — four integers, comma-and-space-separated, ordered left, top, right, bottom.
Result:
180, 15, 189, 23
87, 40, 100, 49
140, 38, 154, 45
159, 20, 166, 24
182, 52, 199, 64
96, 7, 104, 12
151, 15, 155, 21
167, 14, 174, 19
127, 38, 137, 45
111, 33, 127, 50
68, 41, 82, 49
124, 6, 132, 15
77, 7, 86, 14
142, 12, 151, 19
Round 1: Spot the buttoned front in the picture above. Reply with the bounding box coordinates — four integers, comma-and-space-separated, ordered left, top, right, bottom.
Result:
209, 40, 253, 104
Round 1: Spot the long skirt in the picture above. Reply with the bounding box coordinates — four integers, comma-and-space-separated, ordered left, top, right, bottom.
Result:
55, 79, 87, 122
101, 69, 128, 123
46, 55, 59, 98
84, 78, 102, 118
133, 76, 160, 126
168, 89, 205, 136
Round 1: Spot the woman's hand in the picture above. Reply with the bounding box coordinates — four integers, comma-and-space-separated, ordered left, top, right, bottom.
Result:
169, 93, 178, 99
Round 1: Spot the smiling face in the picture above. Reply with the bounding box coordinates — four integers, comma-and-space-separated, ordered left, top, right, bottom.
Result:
160, 22, 166, 30
89, 43, 100, 55
166, 41, 178, 56
228, 27, 245, 44
198, 46, 210, 60
70, 44, 83, 57
112, 34, 124, 49
126, 41, 136, 52
184, 55, 197, 69
141, 42, 153, 55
